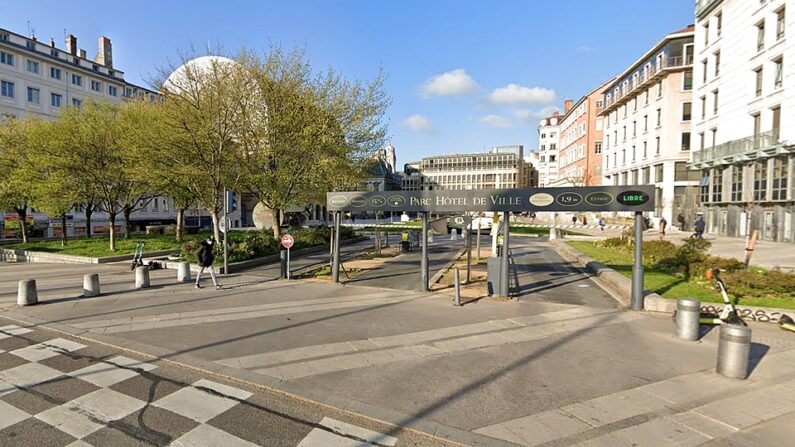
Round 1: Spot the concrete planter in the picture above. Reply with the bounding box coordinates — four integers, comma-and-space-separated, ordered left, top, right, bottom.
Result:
0, 248, 179, 264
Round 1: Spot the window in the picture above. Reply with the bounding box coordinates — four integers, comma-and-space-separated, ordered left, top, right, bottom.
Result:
633, 98, 637, 111
1, 80, 14, 98
656, 136, 661, 155
632, 170, 639, 184
50, 67, 61, 80
774, 57, 783, 89
681, 132, 691, 151
622, 148, 626, 164
26, 40, 35, 50
605, 136, 609, 148
621, 171, 629, 185
108, 85, 117, 96
700, 96, 707, 119
623, 126, 627, 141
91, 80, 101, 92
753, 160, 768, 201
0, 51, 13, 66
643, 141, 648, 158
772, 157, 788, 200
702, 59, 708, 83
642, 167, 650, 184
51, 93, 62, 108
700, 170, 710, 203
755, 67, 764, 97
714, 51, 721, 77
92, 64, 99, 71
605, 154, 608, 167
683, 71, 693, 90
50, 49, 58, 57
700, 132, 706, 150
713, 90, 719, 114
0, 32, 7, 42
712, 168, 723, 202
632, 145, 636, 161
656, 108, 662, 126
26, 60, 39, 74
595, 142, 602, 154
705, 22, 710, 46
757, 21, 766, 51
717, 11, 723, 36
656, 81, 662, 98
633, 120, 637, 136
27, 87, 39, 104
645, 89, 649, 105
682, 102, 692, 121
777, 7, 786, 40
655, 164, 664, 182
71, 74, 82, 86
712, 128, 718, 146
644, 115, 648, 131
675, 161, 700, 181
753, 113, 762, 136
72, 98, 81, 107
772, 106, 781, 132
731, 166, 743, 202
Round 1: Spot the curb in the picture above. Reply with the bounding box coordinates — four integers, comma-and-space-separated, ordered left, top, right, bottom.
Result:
430, 247, 467, 286
551, 240, 795, 323
0, 248, 178, 264
0, 309, 520, 447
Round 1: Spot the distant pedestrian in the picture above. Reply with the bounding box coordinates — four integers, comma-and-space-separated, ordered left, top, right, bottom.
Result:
598, 217, 605, 231
659, 217, 667, 237
582, 216, 588, 226
572, 215, 578, 225
693, 216, 705, 239
677, 213, 685, 231
195, 237, 221, 290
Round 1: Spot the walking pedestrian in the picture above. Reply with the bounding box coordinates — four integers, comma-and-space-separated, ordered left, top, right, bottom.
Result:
598, 217, 605, 232
693, 215, 706, 239
195, 237, 222, 289
582, 216, 588, 226
659, 217, 667, 237
572, 215, 578, 225
677, 213, 685, 231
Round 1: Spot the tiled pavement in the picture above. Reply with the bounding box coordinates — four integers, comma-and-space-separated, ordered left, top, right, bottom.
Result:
0, 323, 449, 447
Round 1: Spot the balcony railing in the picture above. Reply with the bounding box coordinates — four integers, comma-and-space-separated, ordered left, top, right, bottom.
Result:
696, 0, 723, 18
603, 56, 693, 109
691, 130, 781, 165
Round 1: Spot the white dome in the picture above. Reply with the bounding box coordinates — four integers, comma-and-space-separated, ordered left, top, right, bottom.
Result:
163, 55, 239, 93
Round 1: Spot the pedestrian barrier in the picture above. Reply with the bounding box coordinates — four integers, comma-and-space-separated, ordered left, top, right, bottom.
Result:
134, 266, 151, 289
454, 268, 461, 307
675, 298, 701, 341
17, 279, 38, 306
716, 324, 752, 379
177, 262, 191, 282
83, 273, 101, 297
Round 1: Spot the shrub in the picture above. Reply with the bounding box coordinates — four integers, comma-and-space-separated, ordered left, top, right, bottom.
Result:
599, 237, 628, 248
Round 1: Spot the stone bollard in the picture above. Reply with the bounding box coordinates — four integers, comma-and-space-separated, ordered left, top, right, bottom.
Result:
83, 273, 101, 297
134, 266, 151, 289
549, 228, 558, 240
17, 279, 38, 306
177, 262, 191, 283
717, 324, 752, 379
675, 298, 701, 341
451, 229, 458, 241
428, 232, 434, 243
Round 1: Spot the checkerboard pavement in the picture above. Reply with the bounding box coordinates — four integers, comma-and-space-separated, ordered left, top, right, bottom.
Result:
0, 323, 441, 447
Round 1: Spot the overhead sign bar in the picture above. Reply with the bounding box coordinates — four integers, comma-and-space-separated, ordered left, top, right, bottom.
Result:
327, 186, 655, 213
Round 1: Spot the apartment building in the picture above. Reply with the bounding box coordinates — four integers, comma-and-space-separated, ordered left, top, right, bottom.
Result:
399, 146, 535, 191
690, 0, 795, 242
601, 26, 700, 224
536, 113, 561, 186
553, 81, 611, 187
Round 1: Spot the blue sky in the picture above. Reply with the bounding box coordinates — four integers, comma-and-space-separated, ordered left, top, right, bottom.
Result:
4, 0, 694, 167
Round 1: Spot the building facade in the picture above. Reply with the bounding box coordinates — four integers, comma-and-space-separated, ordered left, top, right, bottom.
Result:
553, 82, 610, 187
399, 146, 534, 191
536, 113, 561, 186
690, 0, 795, 242
601, 26, 699, 224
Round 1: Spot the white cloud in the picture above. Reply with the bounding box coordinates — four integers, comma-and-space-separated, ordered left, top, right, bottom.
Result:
403, 114, 435, 132
479, 114, 511, 128
420, 69, 478, 98
481, 84, 556, 105
576, 45, 592, 53
514, 106, 560, 123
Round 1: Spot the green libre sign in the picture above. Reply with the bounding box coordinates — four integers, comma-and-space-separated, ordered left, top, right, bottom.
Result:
327, 186, 655, 213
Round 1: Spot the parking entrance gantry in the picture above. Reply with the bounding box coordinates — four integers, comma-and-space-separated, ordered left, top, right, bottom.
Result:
328, 186, 655, 307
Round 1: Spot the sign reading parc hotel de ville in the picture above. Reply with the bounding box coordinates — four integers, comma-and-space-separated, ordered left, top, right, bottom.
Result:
327, 186, 655, 213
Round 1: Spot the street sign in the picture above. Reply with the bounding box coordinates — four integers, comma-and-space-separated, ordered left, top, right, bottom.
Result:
281, 234, 294, 249
219, 218, 227, 234
327, 186, 655, 213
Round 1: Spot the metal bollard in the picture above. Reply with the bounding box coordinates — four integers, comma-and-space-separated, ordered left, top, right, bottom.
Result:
177, 262, 191, 283
451, 229, 458, 241
17, 279, 38, 306
454, 268, 461, 306
134, 266, 150, 289
83, 273, 101, 297
675, 298, 701, 340
716, 324, 752, 379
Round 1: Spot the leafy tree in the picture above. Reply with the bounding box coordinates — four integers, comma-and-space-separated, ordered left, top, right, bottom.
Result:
0, 117, 37, 243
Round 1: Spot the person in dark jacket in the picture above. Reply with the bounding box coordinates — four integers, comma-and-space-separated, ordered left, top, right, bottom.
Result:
195, 237, 221, 289
693, 216, 706, 239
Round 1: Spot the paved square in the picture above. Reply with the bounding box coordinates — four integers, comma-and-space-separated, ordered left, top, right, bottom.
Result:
68, 355, 157, 387
153, 379, 251, 423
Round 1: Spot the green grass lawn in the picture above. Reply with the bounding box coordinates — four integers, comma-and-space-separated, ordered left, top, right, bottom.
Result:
5, 233, 196, 258
567, 240, 795, 310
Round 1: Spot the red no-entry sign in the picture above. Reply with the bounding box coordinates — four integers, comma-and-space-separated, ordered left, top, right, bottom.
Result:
281, 234, 294, 249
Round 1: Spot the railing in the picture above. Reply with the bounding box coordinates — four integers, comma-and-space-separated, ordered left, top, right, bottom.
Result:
691, 130, 781, 164
604, 56, 693, 108
696, 0, 723, 18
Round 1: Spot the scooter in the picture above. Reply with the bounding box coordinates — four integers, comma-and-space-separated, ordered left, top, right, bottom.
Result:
699, 268, 746, 326
779, 314, 795, 333
130, 242, 145, 271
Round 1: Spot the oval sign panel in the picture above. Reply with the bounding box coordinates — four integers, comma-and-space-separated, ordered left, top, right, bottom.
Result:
556, 192, 583, 207
617, 190, 650, 206
369, 195, 386, 207
349, 196, 368, 207
529, 193, 554, 207
329, 196, 348, 208
585, 191, 614, 207
387, 195, 406, 208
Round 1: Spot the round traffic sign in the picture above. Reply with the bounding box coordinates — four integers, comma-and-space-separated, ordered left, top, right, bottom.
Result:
281, 234, 294, 249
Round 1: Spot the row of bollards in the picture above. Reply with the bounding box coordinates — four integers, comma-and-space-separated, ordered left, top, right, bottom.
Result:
17, 261, 195, 307
675, 298, 752, 380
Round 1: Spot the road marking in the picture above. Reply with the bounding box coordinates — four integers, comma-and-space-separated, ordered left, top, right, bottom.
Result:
297, 417, 398, 446
153, 379, 252, 423
36, 388, 146, 439
9, 337, 86, 362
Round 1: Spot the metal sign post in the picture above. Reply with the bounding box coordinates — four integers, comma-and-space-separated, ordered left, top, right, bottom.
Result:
632, 212, 645, 310
332, 211, 341, 283
501, 211, 510, 297
421, 212, 429, 292
281, 234, 294, 279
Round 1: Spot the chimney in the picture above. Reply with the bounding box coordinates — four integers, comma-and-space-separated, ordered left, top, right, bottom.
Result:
66, 34, 77, 55
552, 111, 560, 117
79, 49, 87, 59
564, 99, 574, 113
96, 36, 112, 68
50, 38, 55, 48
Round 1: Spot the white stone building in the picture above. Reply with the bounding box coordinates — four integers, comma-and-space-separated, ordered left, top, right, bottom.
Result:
537, 113, 561, 186
601, 26, 700, 225
689, 0, 795, 242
